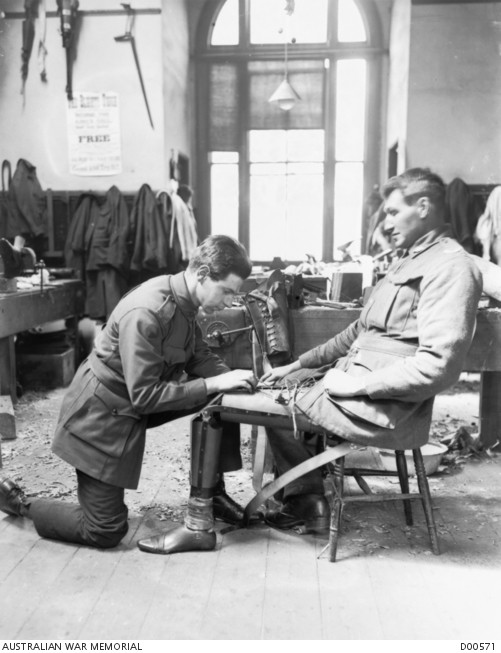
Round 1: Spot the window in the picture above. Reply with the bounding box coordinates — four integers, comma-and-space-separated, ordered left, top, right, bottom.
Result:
196, 0, 383, 262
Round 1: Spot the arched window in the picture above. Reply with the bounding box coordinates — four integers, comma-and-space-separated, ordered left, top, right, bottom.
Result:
195, 0, 384, 262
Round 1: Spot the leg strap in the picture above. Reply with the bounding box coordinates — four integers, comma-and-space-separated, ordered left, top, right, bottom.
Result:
243, 441, 358, 525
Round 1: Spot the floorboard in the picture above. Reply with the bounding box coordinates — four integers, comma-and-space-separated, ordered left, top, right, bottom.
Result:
1, 386, 500, 640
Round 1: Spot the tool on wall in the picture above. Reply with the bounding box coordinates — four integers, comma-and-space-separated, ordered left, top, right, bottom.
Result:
37, 0, 48, 83
56, 0, 79, 101
114, 3, 154, 129
20, 0, 38, 101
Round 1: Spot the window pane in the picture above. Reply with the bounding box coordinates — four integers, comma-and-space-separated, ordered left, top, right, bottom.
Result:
287, 130, 324, 161
250, 0, 327, 44
335, 59, 366, 161
250, 164, 323, 260
248, 59, 324, 130
209, 63, 240, 151
249, 130, 287, 162
338, 0, 367, 43
211, 163, 239, 238
249, 130, 324, 163
284, 171, 323, 260
211, 0, 239, 46
287, 0, 328, 44
250, 173, 286, 259
334, 162, 363, 256
210, 152, 239, 163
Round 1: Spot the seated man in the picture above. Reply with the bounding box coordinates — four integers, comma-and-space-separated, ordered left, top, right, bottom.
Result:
257, 167, 482, 532
0, 234, 257, 552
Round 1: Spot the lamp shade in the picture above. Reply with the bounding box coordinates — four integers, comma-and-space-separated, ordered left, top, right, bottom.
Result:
268, 78, 301, 111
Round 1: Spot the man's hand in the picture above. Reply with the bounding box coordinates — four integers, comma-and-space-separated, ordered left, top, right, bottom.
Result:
259, 360, 301, 386
322, 368, 367, 397
205, 369, 257, 394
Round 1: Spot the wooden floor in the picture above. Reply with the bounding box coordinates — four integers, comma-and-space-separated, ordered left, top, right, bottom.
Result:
1, 386, 501, 641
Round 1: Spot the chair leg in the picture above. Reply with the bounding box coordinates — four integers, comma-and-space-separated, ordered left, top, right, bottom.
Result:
412, 448, 440, 555
328, 456, 345, 562
395, 450, 413, 526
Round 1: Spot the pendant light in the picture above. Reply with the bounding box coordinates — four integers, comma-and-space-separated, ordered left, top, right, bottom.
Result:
268, 4, 301, 111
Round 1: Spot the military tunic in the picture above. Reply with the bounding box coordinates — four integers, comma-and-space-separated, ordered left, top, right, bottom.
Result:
52, 272, 232, 489
295, 227, 482, 450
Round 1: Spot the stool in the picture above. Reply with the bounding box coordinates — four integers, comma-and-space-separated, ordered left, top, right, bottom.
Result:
202, 391, 441, 562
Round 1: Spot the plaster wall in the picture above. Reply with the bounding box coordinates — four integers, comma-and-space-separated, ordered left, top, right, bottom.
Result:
386, 0, 411, 173
407, 2, 501, 184
0, 0, 191, 193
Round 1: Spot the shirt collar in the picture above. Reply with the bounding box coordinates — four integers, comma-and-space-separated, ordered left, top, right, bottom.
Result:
409, 225, 453, 257
169, 271, 199, 319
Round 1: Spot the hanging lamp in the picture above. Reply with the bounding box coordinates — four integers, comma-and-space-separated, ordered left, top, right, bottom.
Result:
268, 6, 301, 111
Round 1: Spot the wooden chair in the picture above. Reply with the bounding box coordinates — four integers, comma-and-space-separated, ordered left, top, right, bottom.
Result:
325, 446, 440, 561
200, 390, 440, 562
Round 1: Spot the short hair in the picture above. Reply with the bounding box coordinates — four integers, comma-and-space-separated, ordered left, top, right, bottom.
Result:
188, 235, 252, 280
382, 167, 446, 212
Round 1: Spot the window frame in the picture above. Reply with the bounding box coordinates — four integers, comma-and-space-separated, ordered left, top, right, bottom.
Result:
194, 0, 384, 263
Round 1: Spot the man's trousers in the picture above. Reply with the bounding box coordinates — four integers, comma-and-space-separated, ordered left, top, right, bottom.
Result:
29, 408, 241, 548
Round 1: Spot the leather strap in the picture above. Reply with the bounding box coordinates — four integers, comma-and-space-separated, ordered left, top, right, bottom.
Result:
243, 440, 357, 525
245, 297, 269, 359
252, 425, 268, 492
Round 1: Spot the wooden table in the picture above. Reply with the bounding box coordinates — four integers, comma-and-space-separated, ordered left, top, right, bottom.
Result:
291, 306, 501, 450
0, 280, 85, 446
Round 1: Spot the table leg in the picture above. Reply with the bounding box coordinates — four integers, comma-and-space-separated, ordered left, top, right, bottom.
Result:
0, 336, 16, 441
479, 371, 501, 451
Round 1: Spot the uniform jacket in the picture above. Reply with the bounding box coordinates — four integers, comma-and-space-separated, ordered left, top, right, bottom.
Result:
52, 272, 230, 488
296, 228, 482, 449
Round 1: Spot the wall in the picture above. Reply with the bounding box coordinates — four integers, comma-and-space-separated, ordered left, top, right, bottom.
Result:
0, 0, 191, 194
162, 0, 191, 180
407, 2, 501, 184
386, 0, 411, 174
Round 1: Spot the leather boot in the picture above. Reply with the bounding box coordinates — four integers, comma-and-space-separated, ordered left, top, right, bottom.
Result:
137, 525, 216, 555
264, 493, 330, 534
212, 478, 245, 525
213, 479, 262, 526
0, 477, 30, 517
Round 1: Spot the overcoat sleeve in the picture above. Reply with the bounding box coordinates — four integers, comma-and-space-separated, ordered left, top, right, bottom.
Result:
297, 319, 361, 369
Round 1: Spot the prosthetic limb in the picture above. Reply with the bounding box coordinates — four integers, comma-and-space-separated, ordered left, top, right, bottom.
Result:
137, 413, 222, 554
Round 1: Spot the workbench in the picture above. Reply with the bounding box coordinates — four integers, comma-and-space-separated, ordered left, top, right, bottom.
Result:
290, 305, 501, 449
0, 280, 85, 446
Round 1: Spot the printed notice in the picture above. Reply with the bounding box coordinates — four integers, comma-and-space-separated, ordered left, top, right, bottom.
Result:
67, 92, 122, 176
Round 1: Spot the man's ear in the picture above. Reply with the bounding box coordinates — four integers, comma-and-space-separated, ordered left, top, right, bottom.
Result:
416, 197, 430, 218
197, 265, 210, 282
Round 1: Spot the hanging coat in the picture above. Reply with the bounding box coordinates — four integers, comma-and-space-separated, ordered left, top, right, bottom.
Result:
8, 158, 47, 238
85, 186, 130, 319
445, 178, 483, 254
130, 183, 172, 276
65, 187, 131, 320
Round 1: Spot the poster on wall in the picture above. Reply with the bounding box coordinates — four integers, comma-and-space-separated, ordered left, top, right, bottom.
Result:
67, 92, 122, 176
